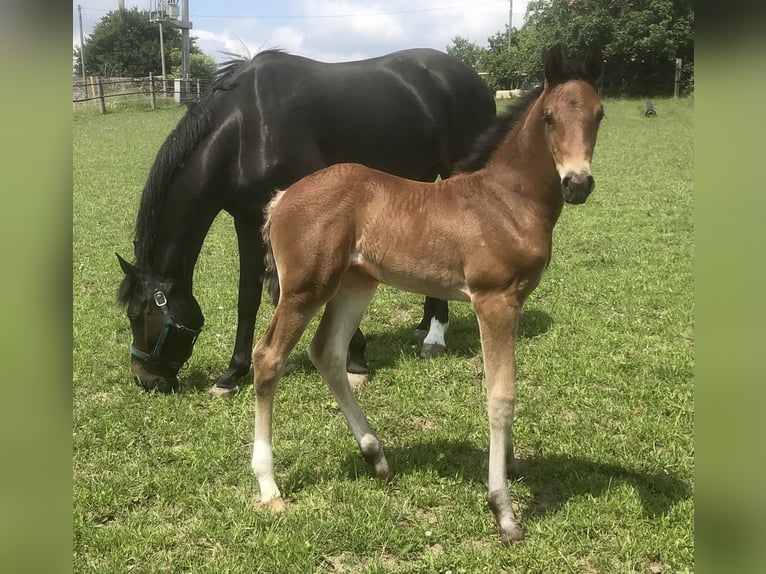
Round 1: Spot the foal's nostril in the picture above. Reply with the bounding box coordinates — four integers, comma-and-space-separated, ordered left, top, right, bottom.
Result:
562, 175, 572, 188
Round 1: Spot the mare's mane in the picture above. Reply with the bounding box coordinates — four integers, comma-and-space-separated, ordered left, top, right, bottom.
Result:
119, 50, 284, 305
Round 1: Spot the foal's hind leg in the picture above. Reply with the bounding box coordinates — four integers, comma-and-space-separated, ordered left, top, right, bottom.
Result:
309, 278, 392, 481
251, 298, 319, 511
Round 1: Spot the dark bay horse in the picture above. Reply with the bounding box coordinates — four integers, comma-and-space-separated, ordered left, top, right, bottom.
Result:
250, 45, 604, 543
117, 48, 496, 394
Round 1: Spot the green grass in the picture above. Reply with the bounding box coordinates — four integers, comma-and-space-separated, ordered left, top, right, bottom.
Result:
73, 97, 693, 573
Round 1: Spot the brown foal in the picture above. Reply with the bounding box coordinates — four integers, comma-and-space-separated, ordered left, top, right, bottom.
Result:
250, 44, 604, 543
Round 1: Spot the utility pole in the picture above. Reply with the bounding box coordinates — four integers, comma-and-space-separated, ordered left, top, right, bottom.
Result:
507, 0, 513, 49
78, 4, 86, 83
181, 0, 190, 82
150, 1, 193, 101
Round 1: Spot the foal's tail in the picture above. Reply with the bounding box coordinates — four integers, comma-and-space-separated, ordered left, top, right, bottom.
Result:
262, 190, 286, 305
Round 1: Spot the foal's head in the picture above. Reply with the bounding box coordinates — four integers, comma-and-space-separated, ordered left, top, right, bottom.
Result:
540, 44, 604, 204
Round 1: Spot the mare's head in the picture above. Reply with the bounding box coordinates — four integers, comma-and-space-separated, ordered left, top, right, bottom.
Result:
540, 44, 604, 204
117, 254, 204, 392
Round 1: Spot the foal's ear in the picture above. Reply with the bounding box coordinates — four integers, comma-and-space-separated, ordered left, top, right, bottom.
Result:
544, 43, 565, 87
583, 45, 604, 86
116, 252, 139, 279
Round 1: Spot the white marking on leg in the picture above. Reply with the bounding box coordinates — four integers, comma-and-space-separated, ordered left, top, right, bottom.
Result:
423, 316, 448, 347
251, 439, 281, 503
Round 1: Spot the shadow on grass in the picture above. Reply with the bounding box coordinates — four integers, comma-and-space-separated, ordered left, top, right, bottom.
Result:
337, 439, 689, 520
362, 306, 554, 369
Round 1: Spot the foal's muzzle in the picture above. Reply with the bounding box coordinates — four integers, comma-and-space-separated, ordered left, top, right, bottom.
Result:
562, 172, 595, 204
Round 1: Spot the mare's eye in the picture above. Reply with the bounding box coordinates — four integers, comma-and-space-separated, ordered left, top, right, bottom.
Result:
596, 108, 605, 122
543, 111, 555, 126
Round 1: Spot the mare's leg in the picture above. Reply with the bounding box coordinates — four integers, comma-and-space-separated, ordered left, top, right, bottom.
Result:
419, 297, 450, 358
251, 296, 320, 510
347, 327, 369, 375
472, 292, 524, 543
308, 278, 392, 481
213, 213, 266, 395
413, 166, 451, 359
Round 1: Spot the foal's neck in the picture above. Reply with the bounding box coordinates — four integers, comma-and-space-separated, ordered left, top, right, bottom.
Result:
487, 96, 564, 226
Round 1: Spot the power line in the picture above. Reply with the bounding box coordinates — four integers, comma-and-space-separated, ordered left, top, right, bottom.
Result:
194, 1, 509, 20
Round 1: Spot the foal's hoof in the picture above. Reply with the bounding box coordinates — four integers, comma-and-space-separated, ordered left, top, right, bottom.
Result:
267, 496, 287, 513
420, 343, 447, 359
209, 384, 239, 399
499, 522, 525, 544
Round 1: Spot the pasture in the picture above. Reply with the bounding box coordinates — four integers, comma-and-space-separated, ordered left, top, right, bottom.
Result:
73, 97, 693, 573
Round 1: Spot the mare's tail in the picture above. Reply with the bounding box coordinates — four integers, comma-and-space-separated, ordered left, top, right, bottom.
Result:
262, 190, 286, 305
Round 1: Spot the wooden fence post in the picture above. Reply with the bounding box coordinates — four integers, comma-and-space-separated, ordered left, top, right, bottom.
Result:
149, 73, 156, 110
95, 77, 106, 114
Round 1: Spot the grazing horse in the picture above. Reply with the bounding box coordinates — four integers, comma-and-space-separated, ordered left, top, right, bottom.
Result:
250, 44, 604, 543
117, 48, 496, 394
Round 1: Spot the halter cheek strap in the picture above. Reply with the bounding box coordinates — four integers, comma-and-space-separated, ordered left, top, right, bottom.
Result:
129, 278, 202, 370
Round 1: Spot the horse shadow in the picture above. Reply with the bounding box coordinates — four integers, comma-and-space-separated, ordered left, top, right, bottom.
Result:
336, 439, 689, 521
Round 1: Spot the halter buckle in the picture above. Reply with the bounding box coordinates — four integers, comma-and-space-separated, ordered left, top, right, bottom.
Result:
154, 291, 168, 307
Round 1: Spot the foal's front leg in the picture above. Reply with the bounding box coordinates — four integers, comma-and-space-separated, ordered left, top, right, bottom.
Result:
473, 294, 525, 543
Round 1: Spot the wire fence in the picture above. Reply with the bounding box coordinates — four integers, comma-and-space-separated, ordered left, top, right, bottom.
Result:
73, 75, 215, 113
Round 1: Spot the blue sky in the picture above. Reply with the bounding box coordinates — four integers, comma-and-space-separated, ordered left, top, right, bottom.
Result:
73, 1, 530, 63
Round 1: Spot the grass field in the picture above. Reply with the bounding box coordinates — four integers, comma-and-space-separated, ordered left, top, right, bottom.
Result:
73, 96, 693, 573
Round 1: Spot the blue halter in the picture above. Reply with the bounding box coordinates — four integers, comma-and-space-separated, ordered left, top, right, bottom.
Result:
129, 277, 202, 370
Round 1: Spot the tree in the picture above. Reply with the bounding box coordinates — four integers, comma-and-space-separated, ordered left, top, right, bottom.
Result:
446, 0, 693, 97
73, 7, 215, 81
517, 0, 693, 96
446, 36, 487, 70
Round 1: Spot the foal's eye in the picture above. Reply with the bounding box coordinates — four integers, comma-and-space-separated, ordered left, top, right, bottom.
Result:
596, 108, 605, 122
543, 111, 555, 126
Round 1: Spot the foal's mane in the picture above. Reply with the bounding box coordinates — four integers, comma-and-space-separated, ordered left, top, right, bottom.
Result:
454, 86, 542, 173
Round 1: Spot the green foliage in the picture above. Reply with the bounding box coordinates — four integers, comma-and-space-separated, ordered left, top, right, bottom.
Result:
74, 7, 208, 79
171, 53, 217, 83
446, 35, 487, 70
447, 0, 694, 96
73, 97, 693, 571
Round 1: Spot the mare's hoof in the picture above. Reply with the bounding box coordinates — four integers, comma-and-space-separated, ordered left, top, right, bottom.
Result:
346, 361, 370, 375
499, 522, 525, 544
209, 384, 239, 399
420, 343, 447, 359
347, 372, 369, 390
508, 459, 523, 479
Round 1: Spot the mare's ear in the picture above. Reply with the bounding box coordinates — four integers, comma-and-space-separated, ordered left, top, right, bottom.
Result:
116, 253, 139, 279
583, 45, 603, 86
544, 43, 565, 88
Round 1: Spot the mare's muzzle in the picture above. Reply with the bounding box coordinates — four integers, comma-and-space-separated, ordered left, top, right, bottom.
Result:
562, 171, 595, 204
129, 281, 202, 393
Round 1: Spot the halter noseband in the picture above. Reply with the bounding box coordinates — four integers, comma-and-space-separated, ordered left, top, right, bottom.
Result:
129, 277, 203, 370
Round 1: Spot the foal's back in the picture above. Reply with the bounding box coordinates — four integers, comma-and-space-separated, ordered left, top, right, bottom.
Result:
269, 163, 549, 302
